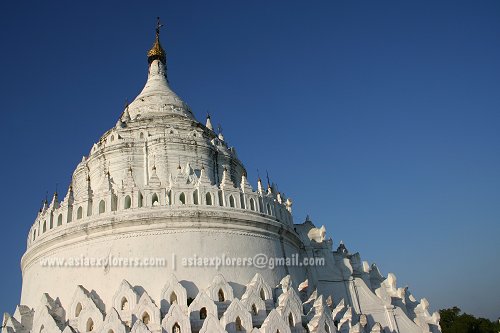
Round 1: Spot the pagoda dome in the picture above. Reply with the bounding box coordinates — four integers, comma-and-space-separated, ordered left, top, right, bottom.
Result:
66, 26, 246, 200
127, 27, 193, 120
21, 22, 298, 312
126, 58, 194, 120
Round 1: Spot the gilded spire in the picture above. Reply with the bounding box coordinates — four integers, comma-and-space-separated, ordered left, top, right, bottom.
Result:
147, 17, 166, 64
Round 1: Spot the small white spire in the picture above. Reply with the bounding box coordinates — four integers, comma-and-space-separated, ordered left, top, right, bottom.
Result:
206, 113, 213, 131
50, 191, 59, 207
257, 177, 264, 194
217, 124, 224, 141
286, 198, 293, 213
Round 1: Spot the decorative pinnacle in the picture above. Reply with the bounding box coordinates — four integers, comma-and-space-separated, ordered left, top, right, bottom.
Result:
147, 17, 166, 64
156, 16, 163, 36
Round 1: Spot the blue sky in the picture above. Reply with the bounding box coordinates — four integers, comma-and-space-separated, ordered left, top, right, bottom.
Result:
0, 0, 499, 321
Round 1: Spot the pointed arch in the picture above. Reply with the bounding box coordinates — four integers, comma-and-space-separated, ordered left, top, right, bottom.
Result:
99, 200, 106, 214
259, 197, 264, 213
120, 297, 128, 310
240, 193, 246, 209
199, 307, 207, 319
75, 303, 82, 317
31, 300, 65, 333
277, 288, 303, 330
266, 203, 272, 215
260, 309, 291, 333
86, 318, 94, 332
241, 288, 266, 324
179, 192, 185, 205
152, 193, 159, 206
161, 274, 188, 314
134, 291, 161, 328
124, 195, 131, 209
167, 190, 172, 205
170, 292, 178, 305
112, 280, 139, 326
243, 273, 273, 301
141, 312, 150, 325
206, 192, 213, 205
235, 316, 242, 331
250, 198, 256, 211
69, 285, 105, 332
229, 195, 235, 208
218, 289, 225, 302
188, 291, 218, 329
207, 274, 234, 303
77, 207, 83, 219
193, 189, 199, 205
161, 303, 191, 333
138, 192, 143, 207
307, 304, 335, 333
220, 298, 252, 332
218, 190, 224, 206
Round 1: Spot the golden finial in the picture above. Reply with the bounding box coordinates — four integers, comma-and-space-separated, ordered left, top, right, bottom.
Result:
147, 17, 166, 64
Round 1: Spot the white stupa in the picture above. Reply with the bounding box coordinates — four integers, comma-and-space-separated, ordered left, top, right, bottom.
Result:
2, 21, 441, 333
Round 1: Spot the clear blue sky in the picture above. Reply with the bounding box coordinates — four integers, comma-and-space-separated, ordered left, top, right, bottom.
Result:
0, 0, 499, 321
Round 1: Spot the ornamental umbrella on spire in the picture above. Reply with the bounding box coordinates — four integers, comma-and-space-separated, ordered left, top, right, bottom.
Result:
147, 17, 166, 64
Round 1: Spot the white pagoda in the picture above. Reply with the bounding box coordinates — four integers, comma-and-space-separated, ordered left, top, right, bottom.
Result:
2, 21, 441, 333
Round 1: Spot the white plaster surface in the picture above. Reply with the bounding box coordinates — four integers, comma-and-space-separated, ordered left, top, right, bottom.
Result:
3, 37, 441, 333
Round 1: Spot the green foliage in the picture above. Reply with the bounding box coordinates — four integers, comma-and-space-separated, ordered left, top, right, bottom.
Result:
439, 307, 500, 333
